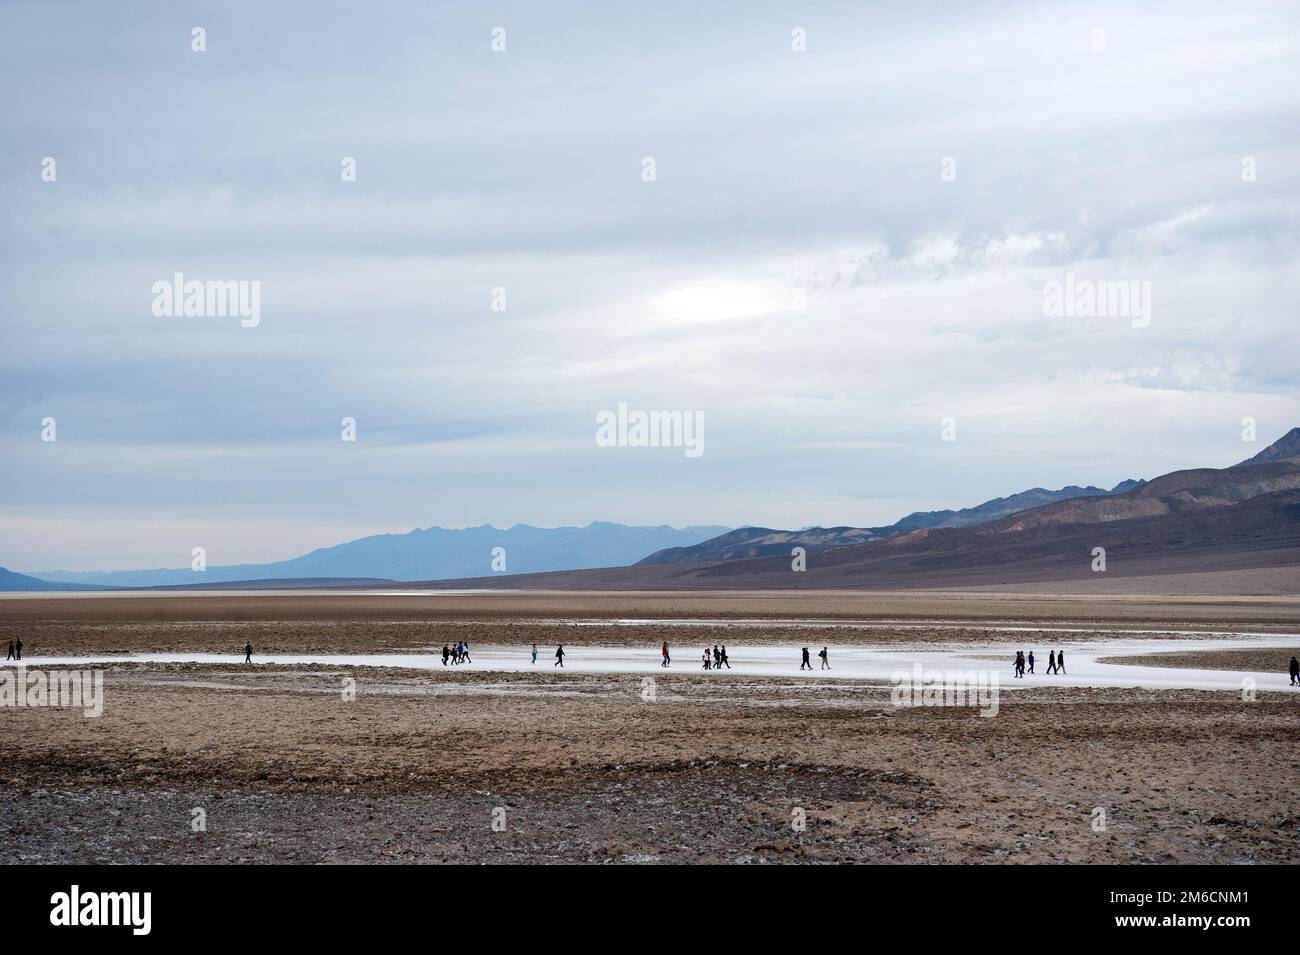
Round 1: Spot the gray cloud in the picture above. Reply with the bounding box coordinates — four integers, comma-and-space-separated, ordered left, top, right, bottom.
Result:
2, 0, 1298, 570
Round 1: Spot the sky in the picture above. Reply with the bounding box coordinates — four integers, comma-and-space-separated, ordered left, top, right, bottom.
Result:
2, 1, 1298, 572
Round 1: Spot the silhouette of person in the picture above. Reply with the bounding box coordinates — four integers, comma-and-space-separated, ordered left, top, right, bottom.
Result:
800, 647, 812, 670
1290, 656, 1299, 686
703, 647, 711, 670
5, 640, 13, 661
661, 641, 670, 667
532, 644, 538, 665
1056, 650, 1066, 675
819, 646, 830, 670
554, 644, 565, 667
14, 638, 21, 661
243, 642, 252, 664
1027, 651, 1035, 674
442, 644, 450, 666
719, 644, 730, 669
1046, 650, 1057, 674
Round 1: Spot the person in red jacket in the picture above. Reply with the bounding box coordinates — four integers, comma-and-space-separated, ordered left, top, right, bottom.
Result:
661, 641, 670, 667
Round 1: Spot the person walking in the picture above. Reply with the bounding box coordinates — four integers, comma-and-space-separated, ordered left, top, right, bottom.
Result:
1046, 650, 1057, 675
1056, 650, 1066, 675
1027, 651, 1035, 675
1289, 656, 1299, 686
800, 647, 812, 671
5, 639, 13, 661
702, 647, 712, 670
461, 642, 472, 664
243, 642, 253, 664
442, 644, 451, 666
1013, 651, 1023, 678
554, 644, 565, 667
719, 644, 731, 669
712, 645, 722, 669
14, 638, 21, 661
531, 643, 538, 665
661, 641, 670, 667
819, 646, 830, 670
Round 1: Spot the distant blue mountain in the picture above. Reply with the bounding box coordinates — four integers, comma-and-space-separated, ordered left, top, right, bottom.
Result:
0, 566, 110, 592
28, 522, 732, 589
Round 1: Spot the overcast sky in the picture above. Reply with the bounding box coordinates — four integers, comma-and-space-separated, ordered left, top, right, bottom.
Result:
2, 1, 1298, 571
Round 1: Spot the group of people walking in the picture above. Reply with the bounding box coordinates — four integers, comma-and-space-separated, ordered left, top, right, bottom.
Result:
1013, 649, 1065, 678
452, 640, 567, 666
653, 642, 827, 671
800, 646, 830, 670
442, 641, 472, 665
525, 643, 559, 665
699, 644, 731, 670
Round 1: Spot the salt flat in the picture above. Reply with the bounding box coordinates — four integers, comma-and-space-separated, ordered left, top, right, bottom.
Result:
10, 633, 1300, 692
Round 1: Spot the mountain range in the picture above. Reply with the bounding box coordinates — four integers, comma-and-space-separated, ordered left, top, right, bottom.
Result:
24, 522, 731, 589
637, 480, 1142, 565
0, 567, 110, 591
9, 428, 1300, 592
16, 481, 1145, 590
403, 427, 1300, 592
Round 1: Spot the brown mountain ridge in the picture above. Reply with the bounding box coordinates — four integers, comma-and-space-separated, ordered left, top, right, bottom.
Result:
412, 428, 1300, 592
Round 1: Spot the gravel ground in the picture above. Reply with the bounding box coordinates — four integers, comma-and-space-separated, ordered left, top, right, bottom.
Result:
2, 664, 1298, 864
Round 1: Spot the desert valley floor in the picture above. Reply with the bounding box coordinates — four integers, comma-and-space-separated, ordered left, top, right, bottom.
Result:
2, 589, 1299, 864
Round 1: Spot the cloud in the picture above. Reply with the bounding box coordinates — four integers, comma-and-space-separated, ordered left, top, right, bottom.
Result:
2, 0, 1299, 569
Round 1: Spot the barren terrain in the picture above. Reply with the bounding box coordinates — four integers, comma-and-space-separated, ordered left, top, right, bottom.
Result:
2, 591, 1299, 864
